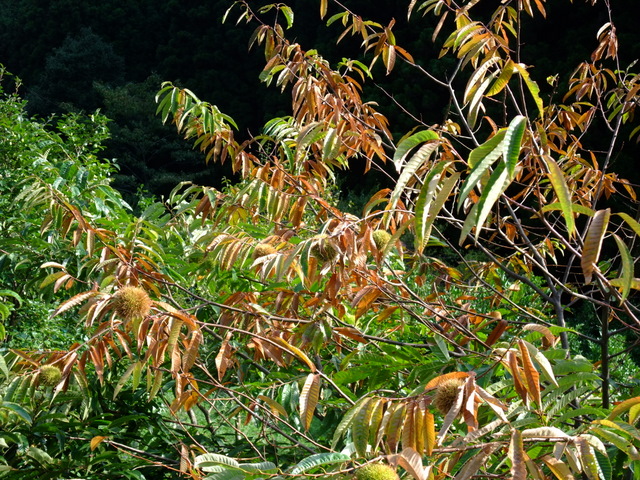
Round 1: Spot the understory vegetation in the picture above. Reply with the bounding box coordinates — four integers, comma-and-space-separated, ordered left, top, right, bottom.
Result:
2, 0, 640, 479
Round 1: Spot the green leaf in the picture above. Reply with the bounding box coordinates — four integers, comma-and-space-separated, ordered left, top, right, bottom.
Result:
542, 155, 576, 237
612, 234, 633, 302
393, 130, 439, 172
26, 446, 53, 465
542, 203, 595, 217
195, 453, 240, 472
1, 401, 32, 424
415, 168, 460, 253
472, 161, 509, 241
617, 212, 640, 237
514, 63, 544, 116
458, 130, 506, 206
503, 115, 527, 177
386, 139, 440, 225
290, 453, 350, 475
279, 5, 294, 29
331, 397, 368, 449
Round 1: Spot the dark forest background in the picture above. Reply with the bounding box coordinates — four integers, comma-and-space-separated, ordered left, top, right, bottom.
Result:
1, 0, 639, 205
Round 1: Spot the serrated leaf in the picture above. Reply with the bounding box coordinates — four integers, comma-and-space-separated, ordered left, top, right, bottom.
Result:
353, 397, 375, 456
331, 397, 368, 449
113, 362, 136, 400
519, 339, 541, 406
291, 453, 350, 475
582, 209, 611, 284
543, 155, 576, 237
258, 395, 288, 418
514, 63, 544, 115
453, 444, 498, 480
415, 166, 460, 253
612, 234, 633, 302
522, 427, 569, 438
508, 430, 527, 480
608, 396, 640, 421
393, 130, 440, 171
616, 212, 640, 237
195, 453, 240, 471
1, 401, 32, 424
272, 337, 316, 372
387, 140, 440, 225
299, 373, 320, 431
542, 455, 574, 480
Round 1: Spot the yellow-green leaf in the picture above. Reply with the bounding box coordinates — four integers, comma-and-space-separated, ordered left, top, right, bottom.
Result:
543, 155, 576, 237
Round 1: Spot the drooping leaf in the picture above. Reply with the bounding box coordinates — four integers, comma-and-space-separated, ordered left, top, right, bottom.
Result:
514, 63, 544, 115
332, 397, 369, 449
581, 209, 611, 284
612, 234, 633, 302
608, 395, 640, 421
393, 130, 440, 171
452, 444, 498, 480
508, 429, 527, 480
387, 140, 440, 226
541, 455, 574, 480
299, 373, 320, 431
353, 397, 375, 456
415, 167, 460, 253
543, 155, 576, 237
518, 339, 542, 406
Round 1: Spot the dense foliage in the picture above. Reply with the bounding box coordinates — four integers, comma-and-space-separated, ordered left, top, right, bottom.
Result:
2, 1, 640, 479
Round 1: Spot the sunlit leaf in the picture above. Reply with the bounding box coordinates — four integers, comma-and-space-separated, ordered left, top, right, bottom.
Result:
543, 155, 576, 237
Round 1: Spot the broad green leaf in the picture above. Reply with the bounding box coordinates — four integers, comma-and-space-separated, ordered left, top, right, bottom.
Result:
487, 59, 515, 96
195, 453, 240, 472
612, 234, 633, 302
331, 397, 368, 449
414, 162, 446, 252
353, 397, 375, 456
291, 453, 350, 475
472, 161, 509, 241
503, 115, 527, 177
581, 209, 610, 284
543, 155, 576, 237
467, 71, 498, 129
416, 169, 460, 253
393, 130, 439, 172
26, 446, 53, 465
1, 401, 32, 424
387, 140, 440, 226
458, 130, 506, 205
238, 462, 277, 473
